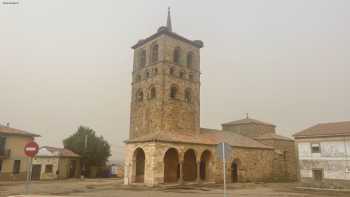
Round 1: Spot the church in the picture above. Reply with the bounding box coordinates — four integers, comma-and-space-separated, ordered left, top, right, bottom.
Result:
124, 9, 297, 186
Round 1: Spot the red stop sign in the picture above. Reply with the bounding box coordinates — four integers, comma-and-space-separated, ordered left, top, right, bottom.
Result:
24, 141, 39, 157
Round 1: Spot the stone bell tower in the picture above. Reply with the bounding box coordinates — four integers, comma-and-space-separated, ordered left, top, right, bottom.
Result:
129, 8, 204, 139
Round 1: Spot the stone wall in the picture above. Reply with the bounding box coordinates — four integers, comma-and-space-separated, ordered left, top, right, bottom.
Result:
256, 139, 298, 181
215, 147, 274, 183
124, 142, 275, 186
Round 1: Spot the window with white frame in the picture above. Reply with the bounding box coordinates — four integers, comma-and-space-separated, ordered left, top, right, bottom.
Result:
311, 143, 321, 153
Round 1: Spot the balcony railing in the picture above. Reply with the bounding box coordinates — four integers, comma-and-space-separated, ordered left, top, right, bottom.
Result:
0, 149, 11, 159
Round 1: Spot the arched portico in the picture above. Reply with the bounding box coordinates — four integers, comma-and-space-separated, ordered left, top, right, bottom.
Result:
231, 159, 241, 183
164, 148, 180, 183
183, 149, 197, 182
132, 147, 145, 183
200, 150, 212, 181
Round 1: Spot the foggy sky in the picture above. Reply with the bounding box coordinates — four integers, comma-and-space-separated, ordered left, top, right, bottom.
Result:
1, 0, 349, 161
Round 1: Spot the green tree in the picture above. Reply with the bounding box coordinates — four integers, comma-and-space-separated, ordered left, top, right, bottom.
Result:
63, 126, 111, 175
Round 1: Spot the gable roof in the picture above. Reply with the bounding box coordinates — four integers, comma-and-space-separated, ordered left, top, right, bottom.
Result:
37, 146, 80, 158
293, 121, 350, 138
254, 133, 294, 142
126, 128, 273, 150
0, 124, 40, 137
222, 118, 275, 127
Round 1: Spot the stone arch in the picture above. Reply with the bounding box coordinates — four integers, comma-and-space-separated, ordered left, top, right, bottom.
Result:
136, 89, 144, 102
163, 148, 180, 183
179, 70, 186, 79
231, 159, 241, 183
183, 149, 197, 182
188, 73, 194, 81
151, 44, 159, 63
145, 70, 150, 79
184, 88, 192, 103
200, 150, 212, 181
136, 74, 141, 82
139, 49, 146, 67
187, 51, 193, 68
149, 85, 156, 99
173, 47, 181, 64
132, 147, 145, 183
170, 84, 178, 99
169, 67, 175, 75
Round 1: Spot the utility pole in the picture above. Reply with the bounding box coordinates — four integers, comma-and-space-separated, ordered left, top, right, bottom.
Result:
223, 142, 227, 197
82, 135, 88, 179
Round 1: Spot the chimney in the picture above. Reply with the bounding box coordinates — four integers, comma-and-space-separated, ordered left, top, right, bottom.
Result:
6, 122, 10, 127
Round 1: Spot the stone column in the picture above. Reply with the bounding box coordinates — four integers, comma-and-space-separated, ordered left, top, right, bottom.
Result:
178, 161, 184, 184
196, 161, 201, 183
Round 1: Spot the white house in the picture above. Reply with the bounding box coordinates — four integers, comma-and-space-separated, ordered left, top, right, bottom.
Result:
32, 146, 81, 180
294, 121, 350, 187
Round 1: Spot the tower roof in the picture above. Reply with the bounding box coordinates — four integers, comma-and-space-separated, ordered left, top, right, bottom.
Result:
222, 117, 275, 127
132, 9, 204, 49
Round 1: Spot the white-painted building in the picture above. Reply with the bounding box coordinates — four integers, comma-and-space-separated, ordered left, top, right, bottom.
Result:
294, 121, 350, 187
32, 146, 81, 180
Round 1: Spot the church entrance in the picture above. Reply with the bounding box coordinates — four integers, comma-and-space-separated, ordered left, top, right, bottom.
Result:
231, 160, 239, 183
199, 150, 212, 181
183, 149, 197, 182
164, 148, 179, 183
133, 148, 145, 183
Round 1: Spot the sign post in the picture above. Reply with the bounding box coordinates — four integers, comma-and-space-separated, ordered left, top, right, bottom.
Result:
217, 142, 232, 197
24, 141, 39, 195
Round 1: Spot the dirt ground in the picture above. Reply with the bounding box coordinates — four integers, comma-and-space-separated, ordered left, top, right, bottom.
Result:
1, 178, 349, 197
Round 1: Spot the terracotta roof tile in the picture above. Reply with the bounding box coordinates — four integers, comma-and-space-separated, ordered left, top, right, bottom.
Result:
293, 121, 350, 138
254, 133, 294, 141
0, 124, 40, 137
126, 128, 273, 150
40, 146, 80, 158
222, 118, 275, 127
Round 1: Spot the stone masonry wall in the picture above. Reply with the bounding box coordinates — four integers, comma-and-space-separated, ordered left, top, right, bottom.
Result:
257, 139, 298, 181
215, 147, 274, 183
129, 34, 201, 139
125, 142, 275, 186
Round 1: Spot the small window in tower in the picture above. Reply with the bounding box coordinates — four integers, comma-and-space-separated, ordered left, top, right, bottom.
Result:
145, 70, 150, 79
185, 88, 192, 103
154, 68, 158, 75
170, 85, 177, 99
187, 52, 193, 68
189, 73, 194, 80
169, 67, 175, 75
151, 44, 159, 63
136, 75, 141, 82
150, 86, 156, 99
173, 47, 181, 64
179, 71, 185, 79
136, 90, 144, 102
139, 49, 146, 67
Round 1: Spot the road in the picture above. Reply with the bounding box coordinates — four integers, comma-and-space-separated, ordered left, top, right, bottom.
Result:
1, 178, 349, 197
